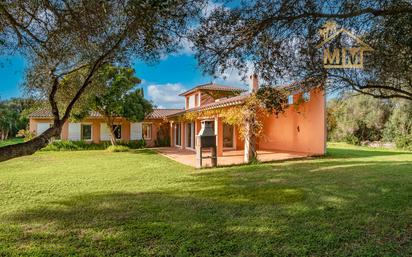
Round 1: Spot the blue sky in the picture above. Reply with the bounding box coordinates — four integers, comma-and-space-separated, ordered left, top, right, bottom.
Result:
0, 55, 27, 100
0, 51, 248, 109
0, 0, 248, 109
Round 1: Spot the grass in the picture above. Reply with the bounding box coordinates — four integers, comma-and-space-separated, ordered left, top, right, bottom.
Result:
0, 138, 23, 147
0, 143, 411, 256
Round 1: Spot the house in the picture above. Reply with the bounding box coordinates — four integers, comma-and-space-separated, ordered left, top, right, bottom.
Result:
29, 76, 326, 163
29, 109, 182, 147
166, 76, 326, 158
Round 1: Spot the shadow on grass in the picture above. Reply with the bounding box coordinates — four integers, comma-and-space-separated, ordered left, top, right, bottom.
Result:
3, 163, 411, 256
1, 148, 411, 256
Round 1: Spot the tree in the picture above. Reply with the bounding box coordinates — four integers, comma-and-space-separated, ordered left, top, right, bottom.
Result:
329, 93, 392, 144
0, 98, 36, 140
90, 65, 153, 146
0, 0, 205, 161
383, 100, 412, 149
191, 0, 412, 100
0, 103, 17, 140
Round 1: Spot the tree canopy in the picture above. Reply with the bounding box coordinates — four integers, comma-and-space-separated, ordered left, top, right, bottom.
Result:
90, 65, 153, 145
0, 0, 205, 161
191, 0, 412, 100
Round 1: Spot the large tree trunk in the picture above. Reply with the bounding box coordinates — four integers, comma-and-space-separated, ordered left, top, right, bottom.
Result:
104, 117, 117, 146
109, 127, 117, 146
0, 126, 61, 162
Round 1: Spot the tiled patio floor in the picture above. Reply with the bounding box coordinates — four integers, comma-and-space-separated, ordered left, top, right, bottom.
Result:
153, 147, 309, 167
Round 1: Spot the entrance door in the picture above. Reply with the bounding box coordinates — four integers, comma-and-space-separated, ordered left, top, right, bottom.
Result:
223, 124, 234, 148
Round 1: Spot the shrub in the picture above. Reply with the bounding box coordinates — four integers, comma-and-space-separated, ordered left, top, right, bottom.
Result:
328, 93, 391, 143
41, 140, 147, 151
106, 145, 130, 152
344, 134, 361, 146
394, 135, 412, 150
126, 140, 145, 149
42, 141, 108, 151
16, 129, 35, 142
383, 100, 412, 150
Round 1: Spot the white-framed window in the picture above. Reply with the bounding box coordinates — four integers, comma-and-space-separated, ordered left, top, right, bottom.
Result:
81, 124, 92, 140
303, 92, 310, 102
142, 123, 152, 140
288, 95, 294, 105
188, 95, 195, 109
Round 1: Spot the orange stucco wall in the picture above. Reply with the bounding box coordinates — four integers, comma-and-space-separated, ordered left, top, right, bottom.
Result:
29, 117, 167, 147
258, 87, 326, 155
234, 125, 244, 150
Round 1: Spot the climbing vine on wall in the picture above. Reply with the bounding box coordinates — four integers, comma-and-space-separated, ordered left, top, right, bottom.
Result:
179, 87, 289, 139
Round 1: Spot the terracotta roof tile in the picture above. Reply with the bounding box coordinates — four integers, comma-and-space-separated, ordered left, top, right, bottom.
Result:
167, 94, 250, 117
146, 109, 183, 119
179, 83, 246, 96
28, 109, 54, 118
29, 109, 182, 119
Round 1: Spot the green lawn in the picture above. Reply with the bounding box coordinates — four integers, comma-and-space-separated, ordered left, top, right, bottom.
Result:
0, 138, 23, 147
0, 143, 411, 256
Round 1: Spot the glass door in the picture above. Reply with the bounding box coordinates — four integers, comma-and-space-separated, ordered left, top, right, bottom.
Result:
175, 123, 181, 146
186, 122, 195, 148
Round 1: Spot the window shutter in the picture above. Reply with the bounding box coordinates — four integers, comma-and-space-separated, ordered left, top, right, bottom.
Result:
100, 123, 111, 141
68, 123, 81, 141
36, 123, 51, 136
130, 122, 143, 140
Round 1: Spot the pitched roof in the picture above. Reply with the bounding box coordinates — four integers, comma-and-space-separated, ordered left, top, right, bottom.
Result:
179, 82, 246, 96
145, 109, 182, 119
29, 109, 182, 120
167, 79, 324, 118
167, 94, 250, 117
28, 109, 54, 118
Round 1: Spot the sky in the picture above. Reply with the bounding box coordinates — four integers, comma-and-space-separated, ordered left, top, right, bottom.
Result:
0, 0, 249, 109
0, 50, 249, 109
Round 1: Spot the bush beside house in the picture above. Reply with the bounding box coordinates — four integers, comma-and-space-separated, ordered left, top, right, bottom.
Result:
328, 93, 412, 150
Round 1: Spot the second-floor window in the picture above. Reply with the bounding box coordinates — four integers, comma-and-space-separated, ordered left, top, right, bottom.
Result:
288, 95, 294, 105
303, 92, 310, 102
188, 95, 196, 109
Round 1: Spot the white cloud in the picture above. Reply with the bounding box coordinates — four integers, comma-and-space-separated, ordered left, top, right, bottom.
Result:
179, 38, 195, 55
203, 0, 223, 17
214, 60, 254, 88
170, 37, 194, 57
147, 83, 186, 109
163, 1, 223, 59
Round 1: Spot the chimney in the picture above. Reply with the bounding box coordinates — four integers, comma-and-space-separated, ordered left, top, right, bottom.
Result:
249, 73, 259, 93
